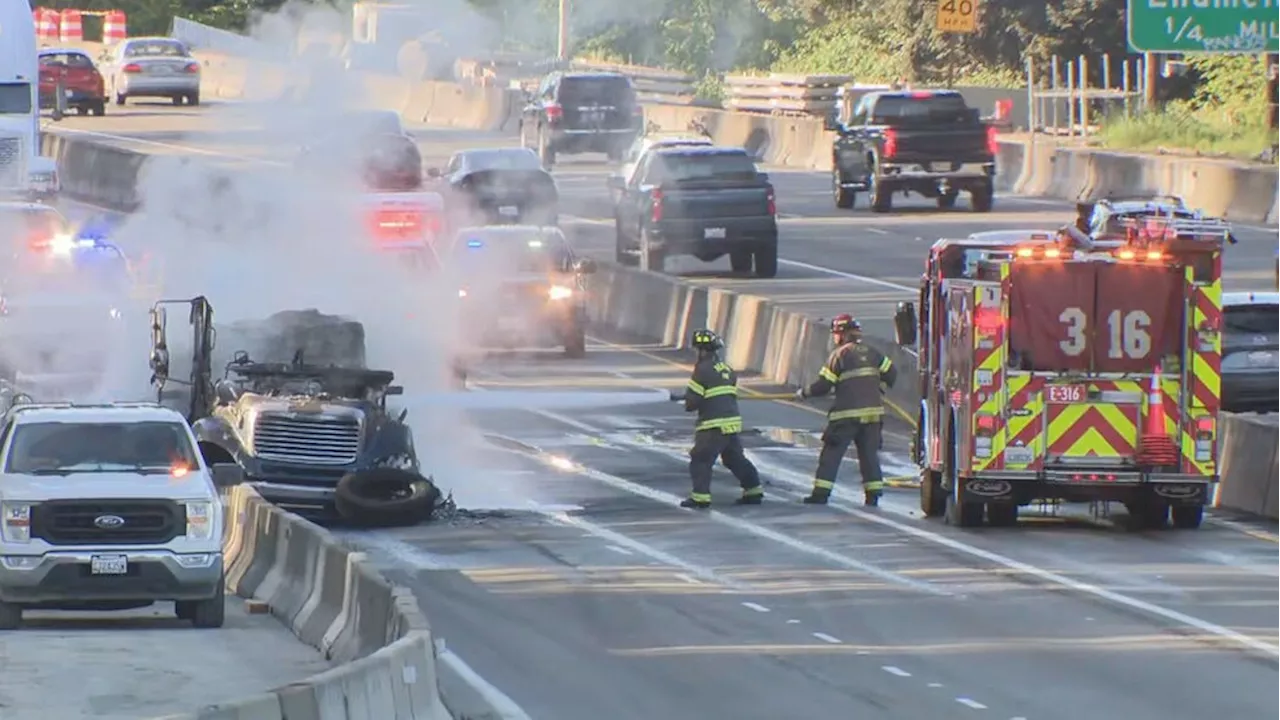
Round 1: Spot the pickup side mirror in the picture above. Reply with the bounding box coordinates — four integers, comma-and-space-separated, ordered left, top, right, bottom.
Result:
606, 175, 625, 191
575, 258, 597, 274
893, 301, 918, 347
386, 385, 404, 396
209, 463, 245, 489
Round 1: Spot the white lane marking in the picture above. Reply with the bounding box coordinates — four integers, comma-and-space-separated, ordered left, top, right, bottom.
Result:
436, 645, 535, 720
865, 227, 890, 235
675, 573, 705, 585
520, 407, 952, 597
786, 619, 801, 624
955, 698, 988, 710
741, 602, 771, 613
745, 454, 1280, 660
927, 683, 943, 688
881, 665, 912, 677
812, 632, 842, 644
606, 544, 635, 556
532, 505, 748, 591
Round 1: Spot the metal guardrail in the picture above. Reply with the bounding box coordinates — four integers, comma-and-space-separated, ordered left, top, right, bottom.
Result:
723, 74, 851, 117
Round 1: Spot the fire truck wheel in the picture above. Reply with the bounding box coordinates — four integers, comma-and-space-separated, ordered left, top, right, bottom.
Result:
986, 502, 1018, 527
1170, 504, 1204, 529
1125, 500, 1169, 530
334, 468, 440, 527
943, 436, 984, 527
919, 470, 946, 517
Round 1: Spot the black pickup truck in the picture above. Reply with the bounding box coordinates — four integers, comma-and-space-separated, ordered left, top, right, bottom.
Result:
827, 90, 997, 213
608, 146, 778, 277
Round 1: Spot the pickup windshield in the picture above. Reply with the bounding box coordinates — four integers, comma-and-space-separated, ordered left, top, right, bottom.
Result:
648, 152, 758, 184
5, 421, 199, 475
872, 94, 971, 124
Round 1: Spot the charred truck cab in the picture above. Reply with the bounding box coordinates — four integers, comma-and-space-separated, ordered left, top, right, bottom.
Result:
147, 298, 436, 525
893, 217, 1230, 530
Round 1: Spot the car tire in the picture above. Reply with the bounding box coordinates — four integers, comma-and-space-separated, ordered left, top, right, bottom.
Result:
0, 601, 21, 630
91, 100, 106, 117
188, 92, 200, 106
869, 168, 893, 213
639, 228, 665, 273
833, 170, 855, 209
753, 245, 778, 279
729, 251, 753, 274
186, 579, 226, 628
76, 106, 87, 116
564, 326, 587, 358
937, 191, 958, 209
970, 182, 994, 213
334, 467, 440, 528
172, 95, 184, 106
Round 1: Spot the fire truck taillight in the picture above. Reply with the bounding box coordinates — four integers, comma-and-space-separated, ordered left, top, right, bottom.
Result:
973, 414, 997, 457
1193, 416, 1215, 462
1043, 247, 1061, 259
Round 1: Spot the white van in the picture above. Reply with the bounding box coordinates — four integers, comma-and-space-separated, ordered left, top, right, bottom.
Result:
0, 1, 58, 200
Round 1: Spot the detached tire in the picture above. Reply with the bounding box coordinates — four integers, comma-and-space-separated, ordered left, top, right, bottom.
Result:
335, 468, 440, 527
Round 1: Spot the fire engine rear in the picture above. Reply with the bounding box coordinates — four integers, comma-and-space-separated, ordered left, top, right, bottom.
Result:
894, 218, 1229, 530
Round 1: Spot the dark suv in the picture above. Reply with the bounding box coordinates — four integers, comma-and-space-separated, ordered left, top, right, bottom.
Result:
520, 72, 643, 167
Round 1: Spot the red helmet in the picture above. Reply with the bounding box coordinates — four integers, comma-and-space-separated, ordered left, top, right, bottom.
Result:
831, 314, 861, 334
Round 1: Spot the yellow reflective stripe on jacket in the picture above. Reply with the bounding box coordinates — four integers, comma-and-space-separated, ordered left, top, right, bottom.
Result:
686, 380, 706, 395
829, 407, 884, 421
696, 416, 743, 433
838, 367, 878, 381
703, 385, 738, 398
690, 492, 712, 502
819, 366, 839, 383
878, 357, 892, 373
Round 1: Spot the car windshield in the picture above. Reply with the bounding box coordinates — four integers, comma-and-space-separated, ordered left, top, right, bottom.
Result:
1224, 304, 1279, 340
454, 231, 571, 273
648, 152, 758, 183
871, 94, 970, 124
462, 149, 541, 172
39, 53, 94, 69
5, 421, 199, 475
125, 40, 189, 57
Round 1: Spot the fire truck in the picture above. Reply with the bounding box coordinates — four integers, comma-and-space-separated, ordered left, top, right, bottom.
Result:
892, 216, 1229, 530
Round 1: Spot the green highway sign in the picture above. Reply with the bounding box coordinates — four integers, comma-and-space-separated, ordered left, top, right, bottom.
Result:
1127, 0, 1278, 54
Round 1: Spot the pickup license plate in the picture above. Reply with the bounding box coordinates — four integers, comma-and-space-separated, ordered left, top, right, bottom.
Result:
1247, 350, 1277, 366
931, 162, 953, 172
498, 205, 519, 217
90, 554, 128, 575
704, 227, 727, 239
1046, 385, 1086, 403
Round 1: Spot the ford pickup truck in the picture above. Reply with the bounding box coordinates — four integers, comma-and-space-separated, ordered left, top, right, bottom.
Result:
609, 146, 778, 277
827, 90, 997, 213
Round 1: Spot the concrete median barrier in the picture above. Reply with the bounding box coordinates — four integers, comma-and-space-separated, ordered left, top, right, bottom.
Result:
1216, 413, 1280, 520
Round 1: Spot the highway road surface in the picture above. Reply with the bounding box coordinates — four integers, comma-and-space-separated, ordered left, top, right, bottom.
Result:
45, 98, 1280, 720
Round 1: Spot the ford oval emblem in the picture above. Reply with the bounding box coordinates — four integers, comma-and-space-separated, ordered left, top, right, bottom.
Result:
94, 514, 126, 529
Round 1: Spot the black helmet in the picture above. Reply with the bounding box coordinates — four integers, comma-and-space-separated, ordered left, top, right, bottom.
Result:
691, 329, 723, 352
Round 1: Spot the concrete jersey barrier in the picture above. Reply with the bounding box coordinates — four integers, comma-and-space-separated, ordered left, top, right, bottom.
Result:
1216, 413, 1280, 520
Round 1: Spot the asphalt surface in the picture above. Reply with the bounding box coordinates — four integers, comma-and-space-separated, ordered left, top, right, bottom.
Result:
47, 100, 1280, 720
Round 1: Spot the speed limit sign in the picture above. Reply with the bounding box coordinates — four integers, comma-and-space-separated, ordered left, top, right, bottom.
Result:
937, 0, 978, 33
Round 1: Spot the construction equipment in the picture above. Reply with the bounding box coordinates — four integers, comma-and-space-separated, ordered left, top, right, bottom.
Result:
893, 218, 1227, 530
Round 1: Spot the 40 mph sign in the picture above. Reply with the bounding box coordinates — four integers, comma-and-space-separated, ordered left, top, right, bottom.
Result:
936, 0, 978, 34
1127, 0, 1278, 53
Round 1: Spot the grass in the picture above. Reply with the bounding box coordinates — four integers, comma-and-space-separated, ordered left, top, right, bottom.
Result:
1095, 108, 1275, 162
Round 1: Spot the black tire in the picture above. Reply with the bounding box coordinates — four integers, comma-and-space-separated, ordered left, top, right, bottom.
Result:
920, 469, 946, 517
564, 325, 587, 358
1170, 504, 1204, 529
729, 251, 753, 274
869, 167, 893, 213
833, 170, 855, 209
970, 181, 994, 213
0, 601, 21, 630
1127, 500, 1169, 530
639, 229, 665, 273
753, 245, 778, 278
986, 502, 1019, 527
334, 467, 439, 527
185, 580, 225, 628
936, 191, 958, 209
187, 92, 200, 107
175, 601, 193, 621
76, 106, 87, 116
90, 100, 105, 117
943, 434, 983, 527
172, 95, 184, 106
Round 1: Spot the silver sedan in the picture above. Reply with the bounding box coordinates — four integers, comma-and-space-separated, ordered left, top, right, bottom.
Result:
104, 37, 202, 106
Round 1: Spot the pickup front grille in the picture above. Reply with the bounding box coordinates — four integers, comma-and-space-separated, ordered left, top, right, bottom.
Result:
253, 413, 361, 465
32, 500, 184, 546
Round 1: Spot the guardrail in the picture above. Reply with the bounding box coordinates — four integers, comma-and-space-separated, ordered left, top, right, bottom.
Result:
723, 73, 850, 117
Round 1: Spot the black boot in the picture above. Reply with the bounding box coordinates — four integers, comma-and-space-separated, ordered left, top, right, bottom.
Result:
680, 498, 711, 510
864, 491, 882, 507
735, 492, 764, 505
802, 492, 830, 505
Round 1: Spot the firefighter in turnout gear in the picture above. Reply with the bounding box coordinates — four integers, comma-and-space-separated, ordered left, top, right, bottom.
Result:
794, 314, 897, 506
669, 329, 764, 509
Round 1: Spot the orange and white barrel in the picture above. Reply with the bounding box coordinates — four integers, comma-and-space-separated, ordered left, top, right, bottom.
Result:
58, 9, 83, 42
102, 10, 128, 44
34, 8, 60, 42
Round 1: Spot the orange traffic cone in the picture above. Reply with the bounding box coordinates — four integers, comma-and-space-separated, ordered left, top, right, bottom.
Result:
1138, 367, 1179, 468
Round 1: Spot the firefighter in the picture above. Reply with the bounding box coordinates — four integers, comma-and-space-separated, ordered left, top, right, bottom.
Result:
794, 314, 897, 507
669, 329, 764, 509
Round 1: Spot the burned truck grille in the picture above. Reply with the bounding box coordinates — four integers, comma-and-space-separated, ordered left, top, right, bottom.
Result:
0, 136, 22, 186
32, 500, 183, 546
253, 413, 361, 465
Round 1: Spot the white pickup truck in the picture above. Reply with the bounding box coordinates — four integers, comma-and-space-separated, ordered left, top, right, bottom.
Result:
0, 401, 233, 629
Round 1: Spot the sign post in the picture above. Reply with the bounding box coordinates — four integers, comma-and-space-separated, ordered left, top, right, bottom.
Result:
1126, 0, 1278, 53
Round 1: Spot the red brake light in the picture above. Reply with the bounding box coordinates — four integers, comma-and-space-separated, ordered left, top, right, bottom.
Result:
974, 308, 1002, 334
766, 186, 776, 216
183, 62, 200, 74
123, 63, 142, 73
909, 91, 932, 99
986, 125, 999, 155
650, 188, 664, 222
975, 414, 996, 434
546, 103, 563, 122
1195, 417, 1215, 434
882, 128, 898, 159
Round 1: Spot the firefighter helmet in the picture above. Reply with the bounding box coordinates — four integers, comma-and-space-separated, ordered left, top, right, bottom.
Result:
691, 329, 723, 352
830, 314, 861, 335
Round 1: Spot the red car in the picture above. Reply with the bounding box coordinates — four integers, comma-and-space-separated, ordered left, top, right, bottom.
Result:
38, 48, 107, 117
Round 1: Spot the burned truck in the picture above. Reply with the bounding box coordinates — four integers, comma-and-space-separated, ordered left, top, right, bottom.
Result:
146, 297, 441, 525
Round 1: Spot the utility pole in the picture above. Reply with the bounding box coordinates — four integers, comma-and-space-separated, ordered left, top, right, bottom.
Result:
557, 0, 569, 62
1266, 53, 1278, 138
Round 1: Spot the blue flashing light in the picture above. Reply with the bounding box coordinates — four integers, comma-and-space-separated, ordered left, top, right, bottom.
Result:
466, 239, 484, 248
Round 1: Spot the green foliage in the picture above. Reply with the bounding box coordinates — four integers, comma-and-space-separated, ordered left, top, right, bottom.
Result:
693, 72, 724, 104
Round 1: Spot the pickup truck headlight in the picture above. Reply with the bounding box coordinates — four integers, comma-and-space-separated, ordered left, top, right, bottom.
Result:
1, 503, 32, 543
184, 501, 215, 540
548, 285, 573, 300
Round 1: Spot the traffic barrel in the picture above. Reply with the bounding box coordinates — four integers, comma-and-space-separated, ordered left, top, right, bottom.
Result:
102, 10, 127, 44
58, 9, 83, 42
34, 8, 59, 42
